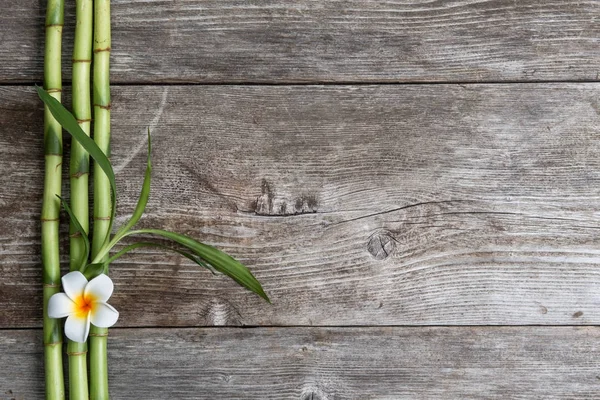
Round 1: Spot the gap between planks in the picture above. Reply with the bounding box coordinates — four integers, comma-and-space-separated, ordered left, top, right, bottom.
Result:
2, 324, 600, 332
6, 79, 600, 87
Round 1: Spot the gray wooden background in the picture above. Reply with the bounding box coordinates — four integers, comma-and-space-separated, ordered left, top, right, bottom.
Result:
1, 1, 600, 399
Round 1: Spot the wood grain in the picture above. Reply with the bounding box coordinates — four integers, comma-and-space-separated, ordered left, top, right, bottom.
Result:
2, 84, 600, 327
1, 326, 599, 399
2, 1, 600, 83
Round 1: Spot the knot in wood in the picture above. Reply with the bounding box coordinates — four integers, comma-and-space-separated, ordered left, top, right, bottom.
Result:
301, 392, 321, 400
367, 231, 395, 260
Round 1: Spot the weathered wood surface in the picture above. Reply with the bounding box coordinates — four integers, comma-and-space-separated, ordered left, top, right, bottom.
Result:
2, 327, 599, 399
2, 0, 600, 84
2, 84, 600, 327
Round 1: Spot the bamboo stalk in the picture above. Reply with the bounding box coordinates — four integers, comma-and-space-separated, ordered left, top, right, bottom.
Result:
68, 0, 93, 398
42, 0, 65, 399
90, 0, 112, 398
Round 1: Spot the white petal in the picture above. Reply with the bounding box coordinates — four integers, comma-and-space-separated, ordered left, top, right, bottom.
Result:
90, 302, 119, 328
85, 274, 114, 303
64, 313, 91, 343
62, 271, 88, 302
47, 293, 75, 318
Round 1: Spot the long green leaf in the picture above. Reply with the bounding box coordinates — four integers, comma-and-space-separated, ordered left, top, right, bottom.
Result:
105, 241, 219, 275
82, 263, 108, 280
57, 195, 89, 271
126, 229, 270, 302
113, 128, 152, 240
37, 86, 117, 246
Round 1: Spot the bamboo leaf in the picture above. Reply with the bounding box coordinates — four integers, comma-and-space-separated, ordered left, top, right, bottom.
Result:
37, 86, 117, 246
113, 128, 152, 239
126, 229, 270, 302
57, 195, 89, 271
82, 263, 107, 280
105, 241, 220, 275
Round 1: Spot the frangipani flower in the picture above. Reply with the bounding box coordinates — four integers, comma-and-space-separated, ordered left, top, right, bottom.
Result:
48, 271, 119, 343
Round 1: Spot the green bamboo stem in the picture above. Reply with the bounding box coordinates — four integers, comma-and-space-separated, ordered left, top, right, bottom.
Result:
42, 1, 65, 399
70, 0, 92, 275
90, 0, 111, 398
68, 0, 93, 398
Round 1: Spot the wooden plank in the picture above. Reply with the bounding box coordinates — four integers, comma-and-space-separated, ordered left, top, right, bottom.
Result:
2, 84, 600, 327
1, 326, 599, 399
2, 1, 600, 83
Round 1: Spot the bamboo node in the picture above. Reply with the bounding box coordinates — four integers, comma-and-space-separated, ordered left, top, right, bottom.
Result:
94, 47, 111, 53
67, 351, 88, 356
43, 283, 60, 288
94, 103, 112, 110
72, 59, 92, 63
89, 332, 109, 337
76, 118, 92, 123
46, 88, 62, 94
45, 23, 64, 28
41, 217, 60, 222
94, 216, 112, 221
44, 341, 63, 347
70, 171, 90, 179
69, 231, 82, 238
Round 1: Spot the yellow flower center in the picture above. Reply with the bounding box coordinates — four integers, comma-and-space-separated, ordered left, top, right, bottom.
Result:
73, 292, 97, 319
